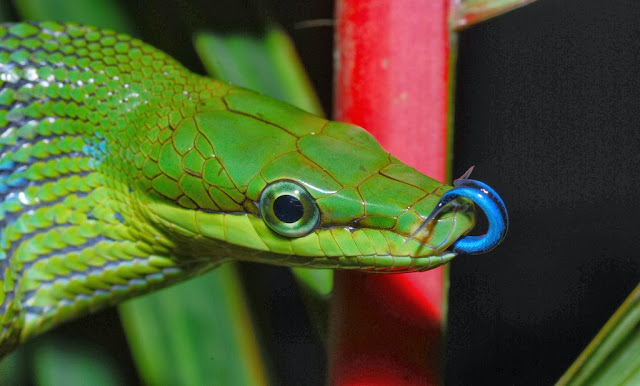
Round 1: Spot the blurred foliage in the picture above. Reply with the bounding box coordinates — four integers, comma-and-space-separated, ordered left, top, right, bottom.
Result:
120, 266, 269, 386
557, 283, 640, 386
13, 0, 133, 33
33, 337, 127, 386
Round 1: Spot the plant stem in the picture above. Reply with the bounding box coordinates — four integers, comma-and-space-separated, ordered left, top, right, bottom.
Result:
330, 1, 455, 384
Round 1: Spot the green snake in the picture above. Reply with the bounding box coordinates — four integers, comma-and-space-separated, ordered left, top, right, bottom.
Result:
0, 22, 508, 356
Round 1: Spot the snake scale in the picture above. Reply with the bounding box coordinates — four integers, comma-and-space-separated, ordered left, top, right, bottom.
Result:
0, 22, 507, 356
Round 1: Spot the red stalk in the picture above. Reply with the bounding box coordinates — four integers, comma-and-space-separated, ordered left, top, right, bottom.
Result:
329, 1, 454, 384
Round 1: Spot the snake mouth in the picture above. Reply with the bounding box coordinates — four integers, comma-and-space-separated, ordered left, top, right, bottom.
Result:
366, 177, 509, 271
270, 204, 475, 272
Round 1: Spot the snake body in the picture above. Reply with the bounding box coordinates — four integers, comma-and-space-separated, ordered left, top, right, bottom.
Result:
0, 22, 507, 355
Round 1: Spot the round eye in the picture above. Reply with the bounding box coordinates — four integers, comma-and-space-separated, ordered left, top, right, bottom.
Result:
259, 180, 320, 237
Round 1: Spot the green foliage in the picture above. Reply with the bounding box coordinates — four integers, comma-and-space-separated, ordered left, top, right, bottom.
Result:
195, 28, 323, 116
558, 283, 640, 386
14, 0, 133, 33
119, 266, 269, 385
33, 338, 127, 386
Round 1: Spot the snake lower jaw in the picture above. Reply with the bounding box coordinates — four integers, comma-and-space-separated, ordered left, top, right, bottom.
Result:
355, 250, 458, 273
412, 250, 457, 272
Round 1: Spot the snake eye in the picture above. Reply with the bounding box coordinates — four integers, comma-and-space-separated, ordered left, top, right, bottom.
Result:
259, 180, 320, 237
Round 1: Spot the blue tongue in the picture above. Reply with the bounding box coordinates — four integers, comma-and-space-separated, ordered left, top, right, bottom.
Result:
446, 178, 509, 254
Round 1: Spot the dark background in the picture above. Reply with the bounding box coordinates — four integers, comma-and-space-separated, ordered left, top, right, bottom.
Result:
287, 0, 640, 383
8, 0, 639, 384
449, 1, 640, 384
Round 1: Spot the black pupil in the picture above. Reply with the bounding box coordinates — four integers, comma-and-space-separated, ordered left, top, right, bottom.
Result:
273, 195, 304, 223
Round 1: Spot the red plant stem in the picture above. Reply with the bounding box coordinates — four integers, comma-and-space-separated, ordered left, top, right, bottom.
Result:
329, 1, 455, 384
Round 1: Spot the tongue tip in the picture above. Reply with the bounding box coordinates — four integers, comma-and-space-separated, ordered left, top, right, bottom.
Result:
457, 165, 476, 181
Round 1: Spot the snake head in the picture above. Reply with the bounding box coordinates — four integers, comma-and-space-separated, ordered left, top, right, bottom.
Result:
147, 89, 508, 272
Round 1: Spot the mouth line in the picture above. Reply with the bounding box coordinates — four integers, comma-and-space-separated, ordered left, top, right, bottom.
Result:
358, 249, 457, 272
330, 247, 458, 272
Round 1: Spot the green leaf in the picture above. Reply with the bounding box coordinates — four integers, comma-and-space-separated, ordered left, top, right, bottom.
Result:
0, 2, 12, 22
13, 0, 134, 33
557, 283, 640, 386
119, 265, 269, 385
33, 338, 126, 386
194, 27, 323, 116
0, 346, 28, 384
291, 267, 333, 297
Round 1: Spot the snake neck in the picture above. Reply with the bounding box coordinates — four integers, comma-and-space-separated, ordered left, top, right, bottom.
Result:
0, 22, 231, 354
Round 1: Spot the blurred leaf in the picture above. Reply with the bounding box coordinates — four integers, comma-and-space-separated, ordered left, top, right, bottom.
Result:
13, 0, 133, 33
119, 265, 269, 385
0, 2, 12, 22
33, 338, 125, 386
454, 0, 536, 30
194, 27, 323, 116
291, 267, 333, 297
0, 346, 27, 384
557, 283, 640, 386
